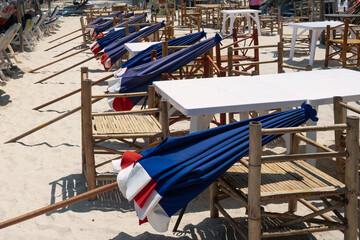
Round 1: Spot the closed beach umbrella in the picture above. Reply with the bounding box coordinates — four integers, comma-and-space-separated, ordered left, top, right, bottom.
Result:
99, 21, 165, 71
90, 21, 149, 55
121, 31, 207, 69
88, 10, 124, 26
107, 34, 222, 111
113, 103, 318, 232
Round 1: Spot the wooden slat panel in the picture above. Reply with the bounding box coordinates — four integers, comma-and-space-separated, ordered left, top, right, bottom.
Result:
222, 161, 346, 199
93, 114, 162, 136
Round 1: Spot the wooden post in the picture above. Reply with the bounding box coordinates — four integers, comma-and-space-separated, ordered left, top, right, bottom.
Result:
228, 47, 233, 76
126, 24, 130, 36
210, 181, 219, 218
288, 133, 300, 213
81, 67, 89, 175
319, 0, 325, 44
203, 51, 210, 78
209, 48, 214, 78
333, 96, 345, 182
160, 100, 170, 139
16, 0, 24, 52
253, 28, 260, 74
277, 42, 284, 73
80, 17, 88, 47
151, 50, 157, 61
248, 121, 262, 240
344, 116, 359, 239
162, 41, 168, 57
82, 78, 97, 199
325, 24, 331, 68
342, 19, 349, 68
215, 43, 221, 70
148, 85, 155, 109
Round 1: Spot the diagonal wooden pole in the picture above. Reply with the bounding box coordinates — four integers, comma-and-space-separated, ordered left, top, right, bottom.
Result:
53, 41, 91, 58
5, 98, 101, 143
0, 182, 118, 229
29, 47, 89, 73
48, 28, 81, 43
34, 54, 100, 84
44, 34, 84, 52
33, 73, 113, 110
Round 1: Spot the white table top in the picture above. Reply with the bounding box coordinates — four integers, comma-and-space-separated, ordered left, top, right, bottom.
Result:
124, 42, 159, 55
221, 9, 261, 14
153, 69, 360, 116
288, 21, 343, 29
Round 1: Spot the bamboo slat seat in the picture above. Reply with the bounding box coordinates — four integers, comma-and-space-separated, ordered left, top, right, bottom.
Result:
92, 114, 163, 138
211, 118, 359, 239
222, 161, 346, 202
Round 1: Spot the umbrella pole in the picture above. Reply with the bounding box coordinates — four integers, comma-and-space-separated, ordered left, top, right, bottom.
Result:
29, 47, 89, 73
0, 182, 118, 229
53, 41, 91, 58
33, 73, 113, 110
5, 99, 101, 143
34, 54, 99, 84
44, 33, 84, 52
48, 28, 82, 43
172, 205, 187, 232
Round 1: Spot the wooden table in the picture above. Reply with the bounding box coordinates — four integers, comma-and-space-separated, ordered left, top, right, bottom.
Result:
288, 21, 343, 66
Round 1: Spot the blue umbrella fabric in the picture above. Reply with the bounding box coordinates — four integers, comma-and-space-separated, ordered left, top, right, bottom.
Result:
107, 33, 222, 111
121, 31, 207, 69
88, 10, 124, 26
99, 21, 165, 71
112, 103, 318, 232
90, 21, 149, 55
88, 12, 136, 39
103, 12, 148, 36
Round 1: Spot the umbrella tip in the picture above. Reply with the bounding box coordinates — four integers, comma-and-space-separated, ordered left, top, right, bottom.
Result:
301, 102, 318, 122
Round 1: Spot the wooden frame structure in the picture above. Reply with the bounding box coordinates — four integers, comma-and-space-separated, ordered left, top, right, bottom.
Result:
259, 7, 281, 35
333, 96, 360, 183
81, 72, 169, 196
227, 42, 312, 76
216, 28, 259, 74
325, 18, 360, 68
210, 117, 359, 239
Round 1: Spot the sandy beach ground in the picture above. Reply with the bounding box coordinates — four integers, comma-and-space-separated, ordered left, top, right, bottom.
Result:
0, 10, 359, 239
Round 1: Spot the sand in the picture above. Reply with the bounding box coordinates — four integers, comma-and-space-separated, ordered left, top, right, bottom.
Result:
0, 12, 359, 240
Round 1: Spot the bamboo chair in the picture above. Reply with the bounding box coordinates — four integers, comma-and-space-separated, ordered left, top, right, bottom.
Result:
227, 41, 312, 77
216, 28, 259, 74
279, 16, 311, 54
179, 2, 202, 31
333, 96, 360, 183
211, 117, 359, 239
81, 75, 169, 196
259, 7, 281, 35
325, 19, 360, 68
227, 42, 311, 121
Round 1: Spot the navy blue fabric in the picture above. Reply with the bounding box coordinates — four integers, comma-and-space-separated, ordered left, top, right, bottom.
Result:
117, 34, 222, 97
138, 103, 318, 217
96, 21, 149, 50
104, 21, 165, 63
122, 31, 207, 69
88, 11, 124, 26
94, 12, 135, 34
104, 13, 147, 34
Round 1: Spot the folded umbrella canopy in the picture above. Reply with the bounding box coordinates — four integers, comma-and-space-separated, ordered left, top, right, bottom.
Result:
112, 103, 319, 232
99, 21, 166, 71
121, 31, 207, 69
107, 33, 222, 111
88, 10, 124, 26
88, 12, 136, 39
90, 21, 149, 55
104, 12, 148, 35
